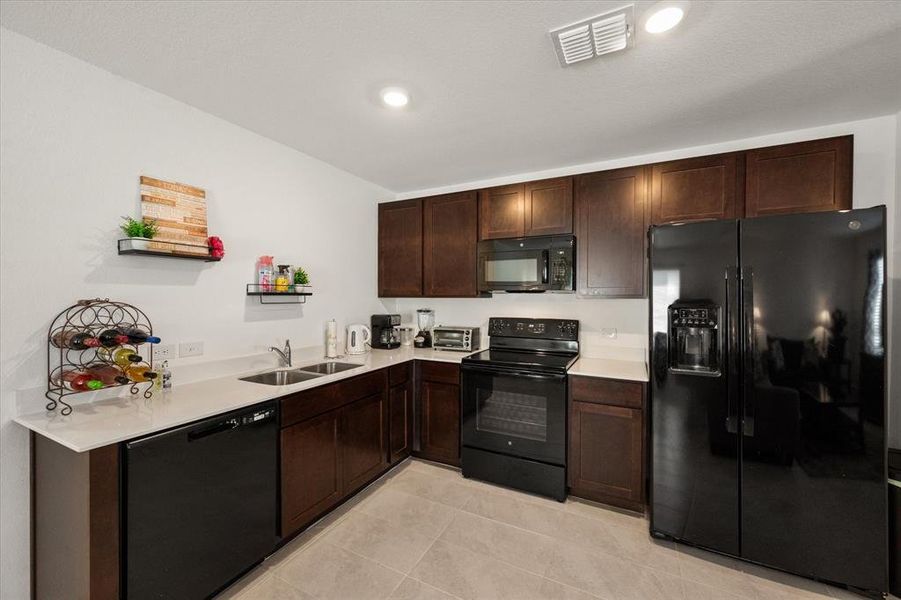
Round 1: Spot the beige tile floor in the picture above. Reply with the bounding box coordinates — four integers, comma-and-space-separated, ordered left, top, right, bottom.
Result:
216, 459, 873, 600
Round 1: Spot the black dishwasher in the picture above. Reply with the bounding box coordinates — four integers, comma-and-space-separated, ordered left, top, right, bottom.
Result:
125, 402, 278, 599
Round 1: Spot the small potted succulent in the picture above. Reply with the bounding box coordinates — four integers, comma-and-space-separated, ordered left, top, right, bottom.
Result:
293, 266, 310, 291
120, 216, 159, 250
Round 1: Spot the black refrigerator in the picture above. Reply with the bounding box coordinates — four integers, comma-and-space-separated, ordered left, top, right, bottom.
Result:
649, 206, 888, 596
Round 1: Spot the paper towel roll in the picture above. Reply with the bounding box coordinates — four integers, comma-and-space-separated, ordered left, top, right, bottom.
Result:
326, 319, 338, 358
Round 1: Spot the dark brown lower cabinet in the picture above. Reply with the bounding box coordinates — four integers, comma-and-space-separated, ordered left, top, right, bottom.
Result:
568, 376, 646, 512
389, 364, 414, 464
281, 409, 342, 536
415, 361, 461, 466
280, 371, 388, 537
342, 393, 388, 492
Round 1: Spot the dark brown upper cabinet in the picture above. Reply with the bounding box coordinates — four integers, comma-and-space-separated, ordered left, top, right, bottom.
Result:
650, 153, 741, 225
524, 177, 573, 236
479, 177, 573, 240
378, 199, 423, 297
423, 191, 479, 297
745, 136, 852, 217
575, 167, 648, 298
479, 184, 525, 240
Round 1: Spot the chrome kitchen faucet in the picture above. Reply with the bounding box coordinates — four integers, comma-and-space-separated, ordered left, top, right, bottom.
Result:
269, 339, 292, 367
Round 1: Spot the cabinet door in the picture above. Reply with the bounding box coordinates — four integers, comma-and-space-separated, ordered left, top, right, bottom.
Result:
281, 410, 341, 536
575, 167, 648, 298
479, 184, 524, 240
389, 380, 413, 464
378, 199, 423, 297
341, 392, 387, 493
569, 400, 644, 511
650, 153, 740, 225
745, 136, 851, 217
524, 177, 573, 236
419, 380, 461, 466
423, 191, 479, 296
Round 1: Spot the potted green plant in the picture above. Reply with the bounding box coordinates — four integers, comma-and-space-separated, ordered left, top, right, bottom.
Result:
293, 266, 310, 290
120, 216, 159, 250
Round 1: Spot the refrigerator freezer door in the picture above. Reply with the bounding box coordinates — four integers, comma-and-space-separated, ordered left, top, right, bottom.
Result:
739, 207, 887, 594
649, 219, 741, 556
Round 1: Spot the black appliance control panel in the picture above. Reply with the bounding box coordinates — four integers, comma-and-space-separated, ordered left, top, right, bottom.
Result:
670, 306, 718, 329
488, 317, 579, 341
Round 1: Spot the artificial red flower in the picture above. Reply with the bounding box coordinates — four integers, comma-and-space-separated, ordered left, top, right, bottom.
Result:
208, 236, 225, 258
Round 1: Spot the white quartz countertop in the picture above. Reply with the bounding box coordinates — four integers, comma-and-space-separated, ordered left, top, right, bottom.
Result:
568, 357, 649, 382
14, 347, 474, 453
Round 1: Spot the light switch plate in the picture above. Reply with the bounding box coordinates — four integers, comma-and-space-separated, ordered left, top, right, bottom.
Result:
152, 344, 175, 361
179, 341, 204, 357
600, 327, 617, 339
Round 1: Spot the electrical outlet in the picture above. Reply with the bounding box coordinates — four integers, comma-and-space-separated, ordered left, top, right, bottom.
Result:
179, 341, 204, 358
600, 327, 618, 339
152, 344, 175, 361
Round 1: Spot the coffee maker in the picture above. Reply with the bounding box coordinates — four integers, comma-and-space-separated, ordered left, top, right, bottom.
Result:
370, 314, 401, 349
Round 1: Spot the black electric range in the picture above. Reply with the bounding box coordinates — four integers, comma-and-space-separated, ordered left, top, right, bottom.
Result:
460, 317, 579, 501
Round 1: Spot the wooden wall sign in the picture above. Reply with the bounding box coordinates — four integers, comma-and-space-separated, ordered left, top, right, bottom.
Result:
140, 176, 208, 254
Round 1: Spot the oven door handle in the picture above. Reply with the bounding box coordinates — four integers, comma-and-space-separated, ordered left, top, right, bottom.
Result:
462, 365, 566, 381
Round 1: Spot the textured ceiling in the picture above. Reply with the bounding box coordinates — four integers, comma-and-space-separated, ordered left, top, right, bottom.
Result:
2, 1, 900, 193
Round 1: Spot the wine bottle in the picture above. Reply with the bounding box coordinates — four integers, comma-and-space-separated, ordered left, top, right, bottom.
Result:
119, 327, 161, 345
97, 346, 143, 367
124, 364, 158, 383
97, 328, 129, 348
51, 370, 104, 392
50, 330, 101, 350
86, 364, 130, 386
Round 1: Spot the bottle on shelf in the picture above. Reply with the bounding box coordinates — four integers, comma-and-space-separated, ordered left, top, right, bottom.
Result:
51, 369, 105, 392
86, 364, 130, 386
50, 329, 101, 350
119, 326, 161, 345
124, 363, 158, 383
97, 328, 129, 348
97, 346, 143, 367
275, 265, 291, 292
257, 255, 275, 292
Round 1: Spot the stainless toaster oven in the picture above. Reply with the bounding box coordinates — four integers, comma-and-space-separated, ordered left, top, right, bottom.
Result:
432, 327, 481, 352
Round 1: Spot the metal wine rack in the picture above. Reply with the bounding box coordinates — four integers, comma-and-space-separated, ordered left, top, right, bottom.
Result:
47, 298, 155, 415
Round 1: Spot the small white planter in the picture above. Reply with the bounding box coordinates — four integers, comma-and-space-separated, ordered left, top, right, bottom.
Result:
123, 237, 153, 251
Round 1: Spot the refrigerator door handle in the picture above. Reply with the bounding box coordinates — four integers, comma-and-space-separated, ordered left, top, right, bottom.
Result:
725, 266, 739, 435
741, 265, 755, 438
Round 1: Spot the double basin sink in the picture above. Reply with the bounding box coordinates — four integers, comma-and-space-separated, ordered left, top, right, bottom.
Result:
240, 361, 362, 386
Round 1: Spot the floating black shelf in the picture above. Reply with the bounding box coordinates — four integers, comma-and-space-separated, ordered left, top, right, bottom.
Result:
117, 239, 222, 262
246, 284, 312, 305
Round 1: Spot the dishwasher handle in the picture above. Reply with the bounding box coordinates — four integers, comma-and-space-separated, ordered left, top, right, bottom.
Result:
189, 407, 276, 442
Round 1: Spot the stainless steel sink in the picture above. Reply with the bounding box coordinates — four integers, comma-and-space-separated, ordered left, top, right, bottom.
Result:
239, 369, 323, 386
298, 361, 363, 375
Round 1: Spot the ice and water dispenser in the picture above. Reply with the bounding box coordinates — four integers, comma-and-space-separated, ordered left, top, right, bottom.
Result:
668, 300, 721, 377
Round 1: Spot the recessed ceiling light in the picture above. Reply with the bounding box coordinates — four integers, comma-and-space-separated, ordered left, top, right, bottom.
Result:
643, 1, 690, 34
380, 87, 409, 108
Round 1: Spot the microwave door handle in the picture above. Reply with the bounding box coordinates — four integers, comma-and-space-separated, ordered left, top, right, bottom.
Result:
541, 250, 550, 284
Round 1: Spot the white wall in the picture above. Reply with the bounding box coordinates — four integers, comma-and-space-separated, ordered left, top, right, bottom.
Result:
0, 29, 391, 599
892, 110, 901, 450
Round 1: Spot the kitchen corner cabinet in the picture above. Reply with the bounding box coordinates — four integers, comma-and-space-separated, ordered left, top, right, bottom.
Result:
568, 376, 646, 512
745, 135, 852, 217
415, 361, 461, 466
479, 177, 573, 240
423, 191, 479, 296
280, 370, 388, 536
378, 199, 423, 297
650, 153, 742, 225
388, 363, 414, 464
575, 167, 648, 298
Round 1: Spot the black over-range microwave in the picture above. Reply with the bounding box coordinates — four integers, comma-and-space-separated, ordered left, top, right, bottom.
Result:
477, 234, 575, 293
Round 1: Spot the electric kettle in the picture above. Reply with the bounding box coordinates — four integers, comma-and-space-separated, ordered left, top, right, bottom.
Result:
346, 324, 371, 355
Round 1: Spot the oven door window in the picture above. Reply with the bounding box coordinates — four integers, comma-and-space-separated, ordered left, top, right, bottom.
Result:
461, 367, 566, 464
476, 387, 547, 441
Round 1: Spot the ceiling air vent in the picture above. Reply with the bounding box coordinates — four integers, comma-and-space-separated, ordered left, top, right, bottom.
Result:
550, 4, 634, 67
